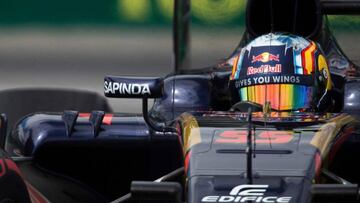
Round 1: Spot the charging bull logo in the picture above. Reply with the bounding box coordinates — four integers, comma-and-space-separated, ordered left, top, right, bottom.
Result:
201, 184, 292, 202
252, 52, 280, 63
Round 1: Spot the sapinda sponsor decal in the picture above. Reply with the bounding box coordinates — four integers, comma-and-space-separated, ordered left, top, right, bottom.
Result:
201, 184, 292, 203
104, 81, 151, 95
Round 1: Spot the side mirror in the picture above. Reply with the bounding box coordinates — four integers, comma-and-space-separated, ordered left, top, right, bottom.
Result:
104, 76, 173, 133
104, 76, 164, 98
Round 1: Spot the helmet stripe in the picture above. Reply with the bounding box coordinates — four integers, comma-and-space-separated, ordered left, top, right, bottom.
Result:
230, 55, 240, 80
301, 42, 316, 74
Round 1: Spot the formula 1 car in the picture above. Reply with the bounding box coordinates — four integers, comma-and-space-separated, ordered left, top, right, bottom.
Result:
1, 0, 360, 203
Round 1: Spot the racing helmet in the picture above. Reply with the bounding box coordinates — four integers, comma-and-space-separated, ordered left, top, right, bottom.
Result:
229, 33, 332, 112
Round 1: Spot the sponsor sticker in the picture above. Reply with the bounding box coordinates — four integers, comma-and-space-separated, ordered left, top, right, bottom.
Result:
201, 184, 292, 203
234, 75, 302, 88
104, 81, 151, 95
247, 64, 282, 75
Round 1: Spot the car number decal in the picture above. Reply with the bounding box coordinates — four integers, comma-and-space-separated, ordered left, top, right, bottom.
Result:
216, 130, 293, 144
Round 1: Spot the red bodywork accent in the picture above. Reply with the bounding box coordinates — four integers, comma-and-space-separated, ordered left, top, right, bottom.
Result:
26, 182, 50, 203
79, 113, 113, 125
4, 159, 22, 177
0, 158, 24, 178
0, 159, 5, 177
184, 151, 192, 174
329, 127, 355, 162
315, 152, 322, 179
78, 113, 91, 117
102, 114, 113, 125
216, 131, 293, 144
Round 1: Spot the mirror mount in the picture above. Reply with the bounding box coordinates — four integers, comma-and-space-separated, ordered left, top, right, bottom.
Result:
142, 96, 171, 133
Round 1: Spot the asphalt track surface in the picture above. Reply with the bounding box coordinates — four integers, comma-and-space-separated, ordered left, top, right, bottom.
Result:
0, 28, 358, 112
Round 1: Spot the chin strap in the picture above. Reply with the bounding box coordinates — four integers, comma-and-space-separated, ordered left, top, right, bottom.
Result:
317, 90, 333, 112
315, 67, 334, 112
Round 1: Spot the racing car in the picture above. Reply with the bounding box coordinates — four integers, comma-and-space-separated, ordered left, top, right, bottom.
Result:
1, 0, 360, 203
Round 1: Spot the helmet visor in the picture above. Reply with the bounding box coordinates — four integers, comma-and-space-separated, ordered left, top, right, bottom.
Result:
239, 84, 313, 111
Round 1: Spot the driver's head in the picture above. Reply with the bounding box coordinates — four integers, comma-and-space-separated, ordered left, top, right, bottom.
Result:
229, 33, 332, 112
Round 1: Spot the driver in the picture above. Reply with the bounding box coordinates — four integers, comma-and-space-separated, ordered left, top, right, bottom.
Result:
229, 33, 333, 112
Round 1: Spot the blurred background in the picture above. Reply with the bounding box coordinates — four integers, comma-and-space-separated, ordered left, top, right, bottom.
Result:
0, 0, 358, 112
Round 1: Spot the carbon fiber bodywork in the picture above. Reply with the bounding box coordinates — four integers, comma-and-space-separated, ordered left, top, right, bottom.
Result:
7, 104, 360, 202
176, 112, 359, 203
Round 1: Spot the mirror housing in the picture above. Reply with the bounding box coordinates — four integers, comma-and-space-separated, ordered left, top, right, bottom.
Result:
104, 76, 164, 98
104, 76, 174, 133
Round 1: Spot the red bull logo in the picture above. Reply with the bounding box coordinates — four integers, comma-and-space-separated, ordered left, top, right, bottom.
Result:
252, 52, 280, 63
247, 64, 282, 75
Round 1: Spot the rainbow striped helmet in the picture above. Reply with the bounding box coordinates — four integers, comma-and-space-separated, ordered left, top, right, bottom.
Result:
229, 33, 332, 111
